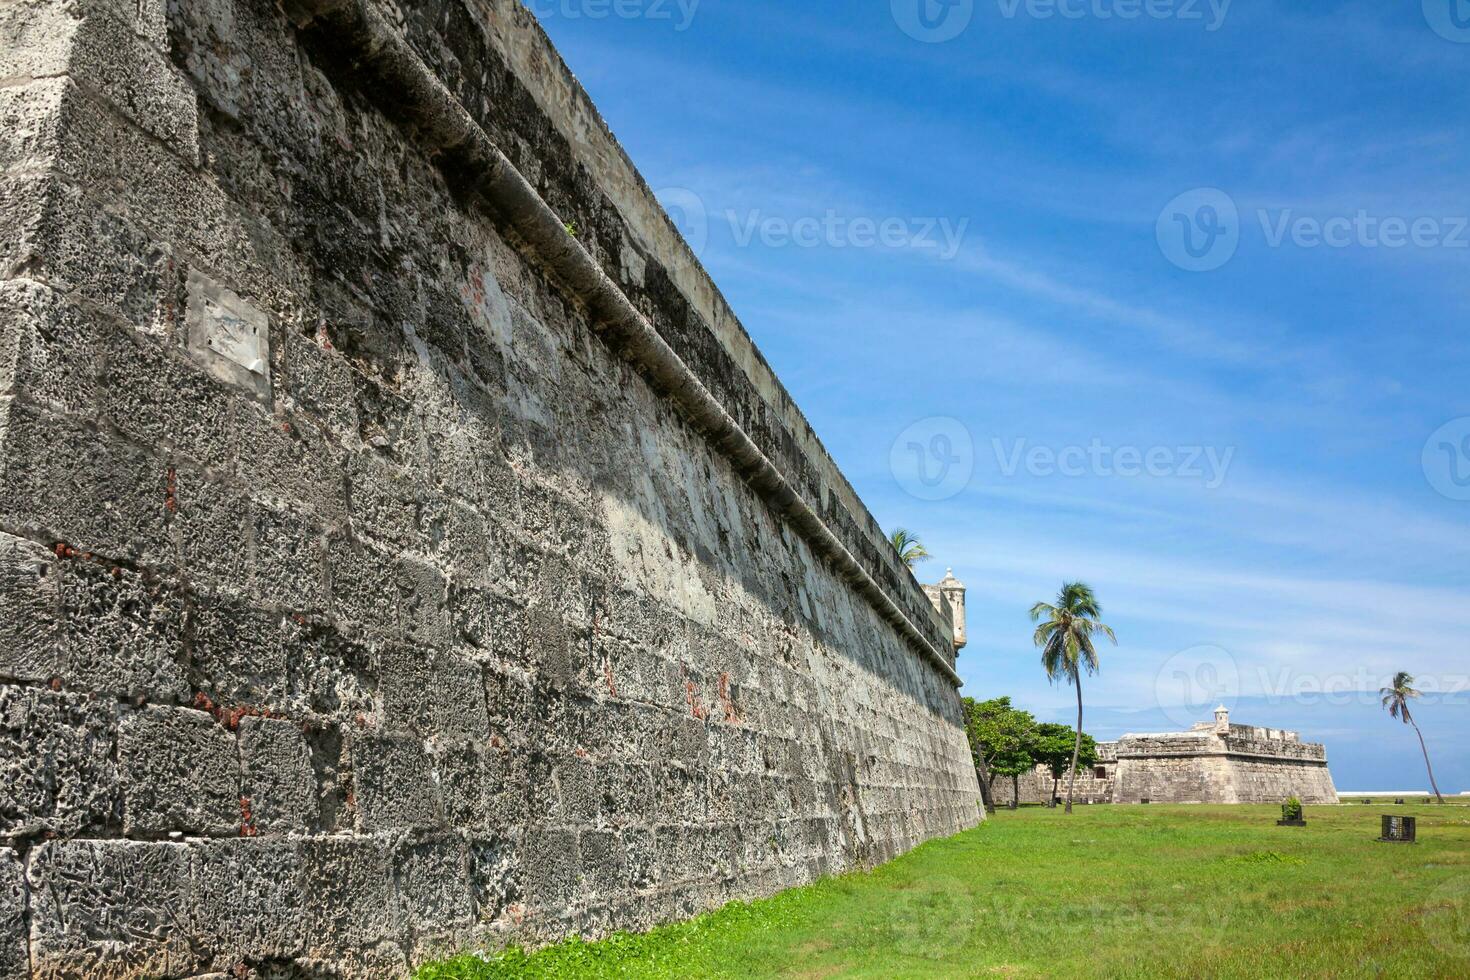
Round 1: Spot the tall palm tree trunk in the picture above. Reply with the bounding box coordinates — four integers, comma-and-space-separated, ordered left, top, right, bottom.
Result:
1410, 715, 1445, 803
1066, 673, 1083, 814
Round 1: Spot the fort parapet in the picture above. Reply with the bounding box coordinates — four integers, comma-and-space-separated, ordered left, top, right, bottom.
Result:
0, 0, 980, 974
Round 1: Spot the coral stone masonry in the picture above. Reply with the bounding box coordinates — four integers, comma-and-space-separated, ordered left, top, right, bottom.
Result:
0, 0, 981, 975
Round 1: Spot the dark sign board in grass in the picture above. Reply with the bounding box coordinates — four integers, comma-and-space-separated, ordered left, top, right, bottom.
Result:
416, 804, 1470, 979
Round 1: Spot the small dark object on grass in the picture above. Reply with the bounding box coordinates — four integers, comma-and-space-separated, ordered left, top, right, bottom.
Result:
1378, 815, 1417, 843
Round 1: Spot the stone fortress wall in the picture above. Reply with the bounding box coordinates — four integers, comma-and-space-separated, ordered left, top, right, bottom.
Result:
0, 0, 982, 975
996, 710, 1339, 806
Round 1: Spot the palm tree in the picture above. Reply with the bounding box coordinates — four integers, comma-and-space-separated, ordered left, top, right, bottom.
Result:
1380, 672, 1445, 804
889, 528, 931, 570
1031, 582, 1117, 814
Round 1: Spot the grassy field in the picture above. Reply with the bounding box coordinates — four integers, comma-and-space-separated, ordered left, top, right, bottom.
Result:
417, 803, 1470, 979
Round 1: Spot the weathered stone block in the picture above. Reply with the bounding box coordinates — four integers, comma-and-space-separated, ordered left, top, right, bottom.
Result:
119, 705, 239, 837
2, 0, 202, 160
350, 734, 442, 831
188, 595, 288, 709
522, 827, 580, 912
59, 557, 188, 701
1, 169, 177, 335
524, 602, 578, 692
325, 535, 400, 642
297, 837, 402, 951
0, 531, 61, 683
278, 618, 376, 723
397, 835, 474, 929
0, 75, 66, 174
345, 449, 422, 550
451, 583, 525, 661
432, 740, 486, 830
253, 503, 325, 610
579, 829, 627, 896
624, 827, 658, 890
278, 330, 359, 438
379, 643, 488, 743
27, 839, 196, 979
0, 279, 98, 417
232, 401, 347, 524
484, 745, 530, 829
172, 470, 253, 594
557, 754, 598, 824
397, 557, 451, 649
0, 848, 25, 980
239, 716, 316, 835
189, 839, 305, 961
98, 317, 237, 471
468, 833, 523, 924
0, 684, 118, 839
0, 401, 171, 564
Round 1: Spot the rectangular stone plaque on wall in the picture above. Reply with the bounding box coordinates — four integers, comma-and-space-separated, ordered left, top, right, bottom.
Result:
185, 269, 271, 401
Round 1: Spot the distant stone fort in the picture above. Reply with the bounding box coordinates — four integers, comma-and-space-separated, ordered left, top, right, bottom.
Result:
997, 708, 1340, 806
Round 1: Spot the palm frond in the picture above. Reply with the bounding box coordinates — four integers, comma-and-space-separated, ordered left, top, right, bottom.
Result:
1032, 581, 1114, 687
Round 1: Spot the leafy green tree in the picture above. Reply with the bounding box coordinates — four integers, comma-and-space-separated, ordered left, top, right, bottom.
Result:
888, 528, 931, 570
1379, 671, 1444, 804
962, 696, 1036, 808
1031, 582, 1117, 814
1031, 722, 1098, 807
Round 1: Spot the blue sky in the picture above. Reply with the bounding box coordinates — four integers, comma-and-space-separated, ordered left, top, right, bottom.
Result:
531, 0, 1470, 792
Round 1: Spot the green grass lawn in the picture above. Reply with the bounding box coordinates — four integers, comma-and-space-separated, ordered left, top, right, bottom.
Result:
417, 804, 1470, 979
